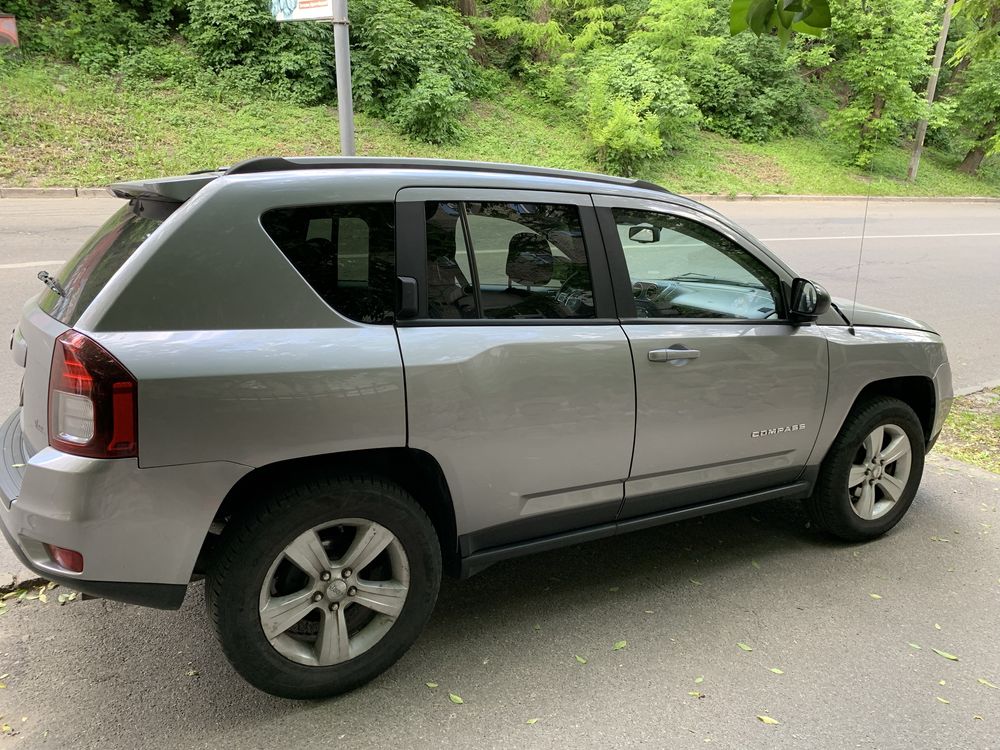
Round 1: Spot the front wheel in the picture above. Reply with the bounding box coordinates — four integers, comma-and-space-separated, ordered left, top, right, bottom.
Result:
207, 476, 441, 699
806, 397, 925, 541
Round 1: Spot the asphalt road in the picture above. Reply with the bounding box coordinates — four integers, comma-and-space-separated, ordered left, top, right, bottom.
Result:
1, 196, 999, 748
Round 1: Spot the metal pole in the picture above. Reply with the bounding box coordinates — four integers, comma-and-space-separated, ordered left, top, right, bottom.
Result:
906, 0, 954, 182
331, 0, 356, 156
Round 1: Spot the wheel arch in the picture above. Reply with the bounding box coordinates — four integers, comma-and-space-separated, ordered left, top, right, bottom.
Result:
851, 375, 936, 444
198, 448, 461, 577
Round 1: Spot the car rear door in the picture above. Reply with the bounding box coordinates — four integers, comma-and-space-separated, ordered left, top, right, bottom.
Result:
594, 194, 829, 519
394, 188, 635, 556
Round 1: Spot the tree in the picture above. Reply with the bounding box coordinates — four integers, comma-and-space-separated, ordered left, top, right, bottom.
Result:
951, 53, 1000, 172
729, 0, 832, 43
824, 0, 935, 167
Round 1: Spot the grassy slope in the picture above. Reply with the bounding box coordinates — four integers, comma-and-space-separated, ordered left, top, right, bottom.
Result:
937, 387, 1000, 474
2, 63, 999, 196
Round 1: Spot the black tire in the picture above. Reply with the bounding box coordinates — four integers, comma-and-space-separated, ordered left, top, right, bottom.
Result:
207, 475, 441, 699
805, 396, 925, 542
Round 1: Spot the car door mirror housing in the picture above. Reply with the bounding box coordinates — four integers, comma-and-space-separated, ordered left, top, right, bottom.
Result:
628, 224, 660, 243
789, 278, 831, 324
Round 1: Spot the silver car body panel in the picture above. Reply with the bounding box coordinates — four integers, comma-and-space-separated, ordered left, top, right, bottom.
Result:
1, 411, 249, 584
808, 326, 950, 465
95, 327, 406, 469
622, 322, 829, 511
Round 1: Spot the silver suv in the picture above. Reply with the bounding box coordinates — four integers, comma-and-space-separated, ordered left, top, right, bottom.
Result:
1, 158, 952, 698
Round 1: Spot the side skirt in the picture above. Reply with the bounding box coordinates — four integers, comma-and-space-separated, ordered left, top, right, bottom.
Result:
458, 481, 811, 578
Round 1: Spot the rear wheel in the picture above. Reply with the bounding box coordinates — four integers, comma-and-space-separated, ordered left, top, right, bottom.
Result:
806, 397, 925, 541
207, 475, 441, 699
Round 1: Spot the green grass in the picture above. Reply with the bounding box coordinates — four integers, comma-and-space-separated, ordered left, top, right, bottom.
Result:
936, 388, 1000, 474
2, 62, 999, 197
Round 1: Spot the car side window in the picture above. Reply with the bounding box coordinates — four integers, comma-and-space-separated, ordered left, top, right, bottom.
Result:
613, 208, 783, 320
261, 203, 395, 324
424, 201, 595, 320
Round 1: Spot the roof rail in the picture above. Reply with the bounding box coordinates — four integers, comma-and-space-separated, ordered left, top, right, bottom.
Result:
224, 156, 671, 195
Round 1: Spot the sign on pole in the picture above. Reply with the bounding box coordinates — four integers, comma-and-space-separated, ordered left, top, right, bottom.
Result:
270, 0, 356, 156
271, 0, 334, 22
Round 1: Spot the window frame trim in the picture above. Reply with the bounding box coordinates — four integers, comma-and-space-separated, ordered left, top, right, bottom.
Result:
593, 195, 794, 324
394, 187, 617, 323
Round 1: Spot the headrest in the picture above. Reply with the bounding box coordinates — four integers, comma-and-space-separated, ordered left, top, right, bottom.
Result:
506, 232, 553, 286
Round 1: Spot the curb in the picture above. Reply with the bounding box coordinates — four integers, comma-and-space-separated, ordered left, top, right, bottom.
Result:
0, 187, 108, 198
2, 186, 1000, 203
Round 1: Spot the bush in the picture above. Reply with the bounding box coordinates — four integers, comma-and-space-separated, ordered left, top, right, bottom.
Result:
390, 70, 469, 142
580, 42, 699, 174
688, 34, 811, 142
350, 0, 482, 141
120, 42, 200, 85
184, 0, 332, 105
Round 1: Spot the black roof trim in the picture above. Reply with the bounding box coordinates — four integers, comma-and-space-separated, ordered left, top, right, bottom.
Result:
224, 156, 671, 195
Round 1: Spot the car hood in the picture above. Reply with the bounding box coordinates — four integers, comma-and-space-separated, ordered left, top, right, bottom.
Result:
832, 298, 936, 333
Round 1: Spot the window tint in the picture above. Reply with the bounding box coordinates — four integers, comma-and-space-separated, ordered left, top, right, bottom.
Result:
262, 203, 395, 324
613, 208, 782, 320
425, 201, 595, 320
39, 203, 163, 326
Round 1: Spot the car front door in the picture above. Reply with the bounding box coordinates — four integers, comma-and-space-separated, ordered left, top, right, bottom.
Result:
394, 188, 636, 557
594, 195, 830, 519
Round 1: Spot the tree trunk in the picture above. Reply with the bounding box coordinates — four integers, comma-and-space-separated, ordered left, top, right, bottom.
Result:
957, 120, 997, 175
957, 146, 987, 174
458, 0, 477, 16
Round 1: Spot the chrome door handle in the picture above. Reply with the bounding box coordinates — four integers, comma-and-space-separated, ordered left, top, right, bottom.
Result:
648, 347, 701, 363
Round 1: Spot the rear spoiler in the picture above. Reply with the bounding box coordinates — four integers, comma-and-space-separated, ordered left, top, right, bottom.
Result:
108, 172, 222, 203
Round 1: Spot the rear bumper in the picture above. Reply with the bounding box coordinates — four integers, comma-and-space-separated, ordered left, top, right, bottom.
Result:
0, 409, 251, 609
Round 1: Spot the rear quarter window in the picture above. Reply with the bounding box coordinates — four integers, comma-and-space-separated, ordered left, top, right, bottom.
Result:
261, 203, 396, 324
40, 202, 163, 325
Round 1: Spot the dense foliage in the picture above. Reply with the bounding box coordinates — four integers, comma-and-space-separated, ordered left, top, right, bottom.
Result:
1, 0, 998, 177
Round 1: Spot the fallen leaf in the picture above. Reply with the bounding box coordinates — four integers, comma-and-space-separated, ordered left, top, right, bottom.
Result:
937, 697, 950, 704
1, 590, 25, 601
974, 715, 984, 721
870, 593, 882, 600
38, 593, 47, 604
769, 668, 784, 675
939, 680, 946, 686
425, 682, 438, 689
932, 648, 960, 661
756, 715, 780, 725
575, 655, 587, 665
526, 718, 539, 725
930, 536, 950, 542
977, 678, 999, 689
0, 684, 5, 689
738, 643, 753, 652
608, 586, 619, 592
644, 610, 655, 614
751, 560, 760, 569
186, 669, 199, 677
613, 640, 627, 651
934, 623, 942, 630
448, 693, 464, 705
532, 624, 541, 631
688, 691, 705, 698
10, 463, 24, 469
694, 676, 704, 684
908, 643, 922, 650
690, 579, 702, 586
46, 582, 56, 591
57, 593, 72, 605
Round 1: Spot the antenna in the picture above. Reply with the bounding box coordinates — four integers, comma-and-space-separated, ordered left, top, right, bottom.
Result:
848, 132, 878, 336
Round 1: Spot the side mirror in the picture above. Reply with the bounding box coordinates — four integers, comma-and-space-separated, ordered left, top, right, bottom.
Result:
789, 278, 831, 325
628, 223, 660, 243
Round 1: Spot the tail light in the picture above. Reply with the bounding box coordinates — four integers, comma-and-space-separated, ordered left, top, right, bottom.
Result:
48, 331, 137, 458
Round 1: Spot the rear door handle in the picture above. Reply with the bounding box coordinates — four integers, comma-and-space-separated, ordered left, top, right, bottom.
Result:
648, 347, 701, 363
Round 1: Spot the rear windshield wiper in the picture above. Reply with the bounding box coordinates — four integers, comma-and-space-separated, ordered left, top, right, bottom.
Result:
37, 270, 66, 297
